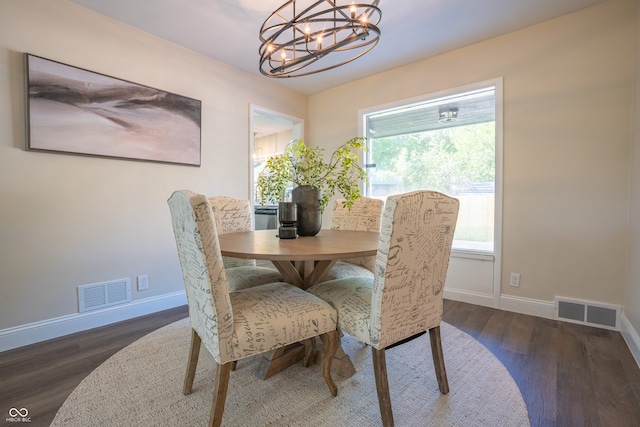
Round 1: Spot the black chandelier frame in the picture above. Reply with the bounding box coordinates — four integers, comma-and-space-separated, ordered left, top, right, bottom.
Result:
259, 0, 381, 78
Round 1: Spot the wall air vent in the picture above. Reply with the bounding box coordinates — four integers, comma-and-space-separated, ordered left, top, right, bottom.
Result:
78, 278, 132, 313
554, 297, 620, 330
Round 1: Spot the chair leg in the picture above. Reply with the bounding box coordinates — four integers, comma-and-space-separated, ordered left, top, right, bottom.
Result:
209, 362, 233, 427
372, 347, 394, 427
319, 330, 339, 396
183, 328, 202, 395
429, 326, 449, 395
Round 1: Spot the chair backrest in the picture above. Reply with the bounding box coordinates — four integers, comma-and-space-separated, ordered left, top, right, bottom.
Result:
330, 197, 384, 271
209, 196, 256, 267
330, 197, 384, 232
168, 190, 233, 364
370, 191, 459, 349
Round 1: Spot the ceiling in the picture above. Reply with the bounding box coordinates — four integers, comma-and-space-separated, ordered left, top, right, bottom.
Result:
71, 0, 605, 96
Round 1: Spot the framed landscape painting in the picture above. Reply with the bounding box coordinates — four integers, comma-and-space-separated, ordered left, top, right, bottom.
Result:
26, 54, 202, 166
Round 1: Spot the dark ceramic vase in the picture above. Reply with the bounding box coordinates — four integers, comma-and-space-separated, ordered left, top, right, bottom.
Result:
292, 185, 322, 236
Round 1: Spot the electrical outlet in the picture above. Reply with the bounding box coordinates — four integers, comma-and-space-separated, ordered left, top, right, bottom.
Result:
137, 275, 149, 291
509, 273, 520, 287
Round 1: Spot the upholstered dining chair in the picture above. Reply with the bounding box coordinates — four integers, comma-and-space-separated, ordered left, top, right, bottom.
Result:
208, 196, 282, 291
168, 190, 339, 427
307, 191, 459, 427
323, 197, 384, 281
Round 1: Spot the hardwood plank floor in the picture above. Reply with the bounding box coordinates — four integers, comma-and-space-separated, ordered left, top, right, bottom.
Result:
1, 301, 639, 427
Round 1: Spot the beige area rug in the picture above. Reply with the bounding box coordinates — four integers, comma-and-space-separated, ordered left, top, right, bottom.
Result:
52, 319, 530, 427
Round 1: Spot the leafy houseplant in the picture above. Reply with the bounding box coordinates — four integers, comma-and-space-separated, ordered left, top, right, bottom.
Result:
256, 138, 368, 213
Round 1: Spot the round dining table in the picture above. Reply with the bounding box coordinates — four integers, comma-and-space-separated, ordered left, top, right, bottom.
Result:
218, 228, 380, 289
217, 228, 380, 379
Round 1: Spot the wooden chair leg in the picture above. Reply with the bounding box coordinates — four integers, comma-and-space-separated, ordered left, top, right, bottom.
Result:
319, 330, 339, 396
372, 347, 394, 427
183, 328, 201, 395
209, 362, 233, 427
429, 326, 449, 395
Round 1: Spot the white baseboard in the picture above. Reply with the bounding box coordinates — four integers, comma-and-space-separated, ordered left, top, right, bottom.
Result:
0, 291, 187, 352
621, 313, 640, 368
444, 288, 495, 308
444, 288, 556, 320
499, 294, 556, 319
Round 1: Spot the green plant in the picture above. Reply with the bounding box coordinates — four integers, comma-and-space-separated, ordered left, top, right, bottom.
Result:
256, 138, 368, 212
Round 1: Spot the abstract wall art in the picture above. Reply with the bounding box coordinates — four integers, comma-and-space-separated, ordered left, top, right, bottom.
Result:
26, 54, 202, 166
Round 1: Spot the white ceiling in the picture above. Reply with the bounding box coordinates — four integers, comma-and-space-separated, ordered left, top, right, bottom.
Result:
71, 0, 605, 95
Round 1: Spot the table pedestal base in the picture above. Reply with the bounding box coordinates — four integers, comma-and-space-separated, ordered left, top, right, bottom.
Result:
257, 341, 356, 380
257, 345, 306, 380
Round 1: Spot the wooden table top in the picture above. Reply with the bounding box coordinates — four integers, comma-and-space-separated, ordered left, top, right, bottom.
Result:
218, 229, 380, 262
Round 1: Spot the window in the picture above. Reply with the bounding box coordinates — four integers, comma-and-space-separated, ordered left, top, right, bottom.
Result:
362, 83, 499, 253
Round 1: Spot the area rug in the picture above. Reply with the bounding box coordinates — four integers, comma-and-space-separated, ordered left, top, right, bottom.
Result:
51, 319, 530, 426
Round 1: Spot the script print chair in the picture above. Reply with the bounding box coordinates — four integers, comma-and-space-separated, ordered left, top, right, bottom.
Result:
323, 197, 384, 281
168, 190, 339, 427
308, 191, 459, 427
208, 196, 282, 292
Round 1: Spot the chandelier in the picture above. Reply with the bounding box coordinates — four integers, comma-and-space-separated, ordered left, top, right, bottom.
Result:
259, 1, 381, 78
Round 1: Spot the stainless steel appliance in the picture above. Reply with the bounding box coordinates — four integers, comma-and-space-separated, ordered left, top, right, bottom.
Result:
254, 205, 277, 230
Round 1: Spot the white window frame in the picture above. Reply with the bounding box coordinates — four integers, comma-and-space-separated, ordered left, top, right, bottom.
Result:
358, 78, 503, 305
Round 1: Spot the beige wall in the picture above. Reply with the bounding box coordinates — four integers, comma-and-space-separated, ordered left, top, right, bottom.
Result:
626, 1, 640, 335
0, 0, 306, 328
309, 0, 636, 305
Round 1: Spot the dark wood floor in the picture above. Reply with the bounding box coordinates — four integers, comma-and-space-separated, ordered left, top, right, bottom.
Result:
1, 300, 639, 427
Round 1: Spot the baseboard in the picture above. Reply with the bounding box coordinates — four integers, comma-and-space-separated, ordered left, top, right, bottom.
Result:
0, 291, 187, 352
444, 288, 495, 308
444, 288, 556, 320
499, 294, 556, 320
621, 313, 640, 369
